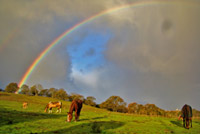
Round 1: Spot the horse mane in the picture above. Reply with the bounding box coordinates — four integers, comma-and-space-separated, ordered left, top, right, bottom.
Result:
69, 100, 75, 113
68, 100, 82, 113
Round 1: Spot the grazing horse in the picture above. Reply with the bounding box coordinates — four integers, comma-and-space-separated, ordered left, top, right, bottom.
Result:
179, 104, 192, 129
23, 102, 28, 109
67, 100, 83, 122
44, 101, 62, 113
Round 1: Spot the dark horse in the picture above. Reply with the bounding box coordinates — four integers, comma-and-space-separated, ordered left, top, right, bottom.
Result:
179, 104, 192, 129
67, 99, 83, 122
44, 101, 62, 113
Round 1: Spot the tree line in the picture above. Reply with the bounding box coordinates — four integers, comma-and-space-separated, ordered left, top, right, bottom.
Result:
2, 82, 200, 118
3, 82, 97, 106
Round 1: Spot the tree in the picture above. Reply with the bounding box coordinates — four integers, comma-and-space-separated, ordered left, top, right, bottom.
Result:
20, 84, 30, 95
47, 88, 57, 97
53, 88, 68, 100
30, 85, 39, 96
5, 82, 19, 93
84, 96, 96, 107
128, 102, 138, 114
35, 84, 43, 95
39, 89, 48, 96
138, 104, 146, 115
100, 96, 127, 112
144, 104, 165, 116
69, 93, 84, 101
128, 102, 166, 116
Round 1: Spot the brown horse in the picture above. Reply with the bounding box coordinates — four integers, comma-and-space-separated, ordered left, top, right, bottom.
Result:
23, 102, 28, 109
44, 101, 62, 113
179, 104, 192, 129
67, 100, 83, 122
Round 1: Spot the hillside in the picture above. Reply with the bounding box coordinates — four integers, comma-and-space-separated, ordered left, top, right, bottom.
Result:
0, 92, 200, 134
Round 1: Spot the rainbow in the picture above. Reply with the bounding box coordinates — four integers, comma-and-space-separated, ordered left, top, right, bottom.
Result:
16, 0, 185, 93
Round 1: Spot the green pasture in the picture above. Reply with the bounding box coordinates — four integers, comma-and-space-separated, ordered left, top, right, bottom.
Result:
0, 92, 200, 134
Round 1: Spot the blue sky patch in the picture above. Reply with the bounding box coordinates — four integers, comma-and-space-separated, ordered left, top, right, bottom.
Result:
67, 29, 112, 72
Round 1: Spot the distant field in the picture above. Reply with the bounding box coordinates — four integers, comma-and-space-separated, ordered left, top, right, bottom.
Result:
0, 92, 200, 134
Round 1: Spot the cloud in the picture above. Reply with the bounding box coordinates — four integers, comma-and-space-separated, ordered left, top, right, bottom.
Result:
106, 2, 200, 75
0, 0, 199, 110
27, 46, 71, 88
104, 1, 200, 109
70, 68, 100, 89
0, 0, 111, 24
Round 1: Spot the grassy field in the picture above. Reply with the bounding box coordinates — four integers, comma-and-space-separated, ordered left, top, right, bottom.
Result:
0, 92, 200, 134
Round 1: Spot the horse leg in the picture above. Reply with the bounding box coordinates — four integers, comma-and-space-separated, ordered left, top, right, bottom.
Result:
49, 107, 52, 113
58, 106, 61, 113
77, 110, 80, 121
75, 111, 78, 122
183, 119, 185, 128
56, 106, 60, 113
191, 118, 192, 128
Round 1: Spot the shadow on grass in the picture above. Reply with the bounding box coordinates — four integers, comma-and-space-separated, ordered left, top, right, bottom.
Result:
39, 121, 124, 134
0, 107, 66, 126
193, 120, 200, 125
79, 116, 105, 121
170, 120, 182, 127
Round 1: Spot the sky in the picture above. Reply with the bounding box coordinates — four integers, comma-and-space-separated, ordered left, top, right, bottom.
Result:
0, 0, 200, 110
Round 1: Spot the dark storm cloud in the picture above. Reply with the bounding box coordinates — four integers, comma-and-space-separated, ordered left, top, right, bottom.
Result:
0, 0, 199, 110
105, 1, 200, 109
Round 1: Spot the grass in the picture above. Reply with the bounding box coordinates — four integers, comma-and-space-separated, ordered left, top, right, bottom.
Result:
0, 92, 200, 134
